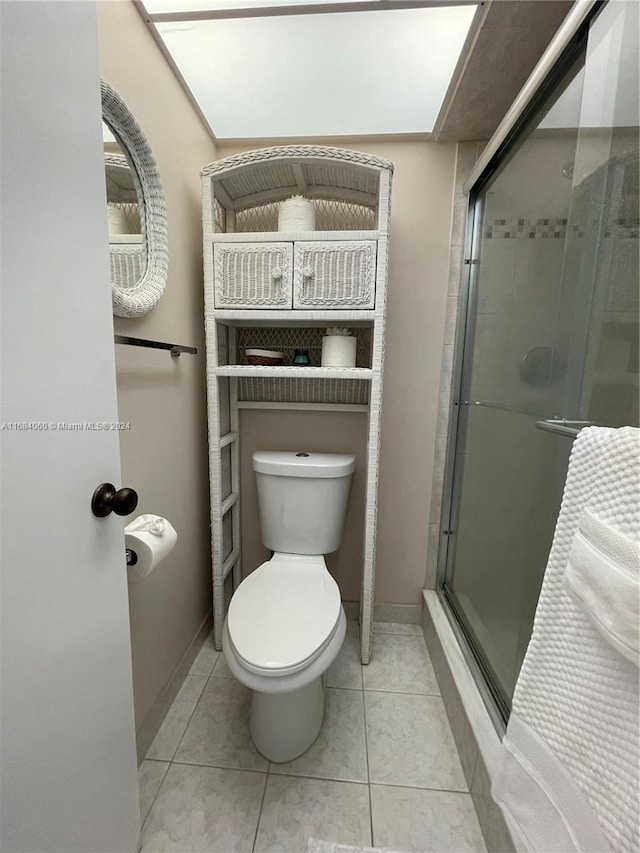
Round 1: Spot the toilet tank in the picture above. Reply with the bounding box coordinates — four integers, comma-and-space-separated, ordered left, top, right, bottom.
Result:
252, 451, 355, 555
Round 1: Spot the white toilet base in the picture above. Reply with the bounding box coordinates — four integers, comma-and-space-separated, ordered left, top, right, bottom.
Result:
250, 675, 326, 762
222, 607, 347, 762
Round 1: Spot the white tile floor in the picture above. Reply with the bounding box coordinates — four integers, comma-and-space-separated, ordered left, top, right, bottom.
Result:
139, 622, 487, 853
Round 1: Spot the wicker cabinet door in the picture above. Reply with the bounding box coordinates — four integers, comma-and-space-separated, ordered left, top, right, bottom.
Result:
213, 242, 293, 308
293, 241, 377, 309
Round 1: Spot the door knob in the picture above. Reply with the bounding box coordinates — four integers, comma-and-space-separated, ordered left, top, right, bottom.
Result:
91, 482, 139, 518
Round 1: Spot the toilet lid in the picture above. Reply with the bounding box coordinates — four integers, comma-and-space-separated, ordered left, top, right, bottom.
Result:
227, 555, 342, 673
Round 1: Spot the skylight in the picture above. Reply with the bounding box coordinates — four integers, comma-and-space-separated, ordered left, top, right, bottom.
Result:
143, 2, 478, 139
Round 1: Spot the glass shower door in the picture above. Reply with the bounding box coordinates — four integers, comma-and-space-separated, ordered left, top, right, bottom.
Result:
442, 0, 639, 718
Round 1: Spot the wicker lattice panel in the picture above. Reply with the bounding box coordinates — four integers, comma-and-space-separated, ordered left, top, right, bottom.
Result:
217, 323, 229, 364
213, 197, 226, 233
222, 511, 233, 560
220, 444, 232, 500
239, 377, 370, 405
109, 201, 141, 233
294, 241, 376, 308
110, 244, 145, 290
236, 326, 371, 367
234, 199, 376, 233
218, 378, 231, 434
214, 243, 292, 307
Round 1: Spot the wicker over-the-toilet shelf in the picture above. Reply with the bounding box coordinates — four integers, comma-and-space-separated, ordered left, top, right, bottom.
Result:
202, 145, 393, 666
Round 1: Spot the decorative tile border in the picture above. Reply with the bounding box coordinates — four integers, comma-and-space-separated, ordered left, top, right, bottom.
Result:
485, 218, 567, 239
485, 216, 639, 239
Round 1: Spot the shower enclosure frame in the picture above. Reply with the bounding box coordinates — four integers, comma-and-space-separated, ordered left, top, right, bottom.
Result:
435, 0, 606, 729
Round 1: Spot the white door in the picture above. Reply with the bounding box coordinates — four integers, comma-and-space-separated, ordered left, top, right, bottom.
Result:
0, 2, 140, 850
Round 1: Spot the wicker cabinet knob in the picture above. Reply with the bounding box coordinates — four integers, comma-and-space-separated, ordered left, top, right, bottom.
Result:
302, 266, 314, 278
271, 266, 283, 280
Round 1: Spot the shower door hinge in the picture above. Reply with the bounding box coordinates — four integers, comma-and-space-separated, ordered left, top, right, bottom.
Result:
463, 259, 479, 265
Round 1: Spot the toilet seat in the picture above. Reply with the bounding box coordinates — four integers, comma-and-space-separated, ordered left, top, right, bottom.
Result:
227, 553, 342, 677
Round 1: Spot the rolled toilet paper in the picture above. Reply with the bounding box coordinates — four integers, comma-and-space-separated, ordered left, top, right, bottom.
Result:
321, 334, 357, 368
278, 196, 316, 232
125, 514, 177, 582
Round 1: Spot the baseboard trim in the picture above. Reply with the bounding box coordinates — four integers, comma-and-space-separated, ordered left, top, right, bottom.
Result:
135, 610, 213, 765
374, 602, 422, 625
341, 601, 422, 625
422, 590, 515, 852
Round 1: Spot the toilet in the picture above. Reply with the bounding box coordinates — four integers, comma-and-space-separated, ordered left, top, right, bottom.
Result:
222, 450, 355, 762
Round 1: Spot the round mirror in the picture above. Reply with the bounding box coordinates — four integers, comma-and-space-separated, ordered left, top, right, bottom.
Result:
101, 80, 168, 318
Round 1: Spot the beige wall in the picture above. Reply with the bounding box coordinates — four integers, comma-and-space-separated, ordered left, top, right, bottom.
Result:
219, 140, 457, 605
97, 0, 216, 735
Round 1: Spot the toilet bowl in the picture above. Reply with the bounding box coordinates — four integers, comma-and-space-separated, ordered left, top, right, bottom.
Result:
222, 451, 355, 762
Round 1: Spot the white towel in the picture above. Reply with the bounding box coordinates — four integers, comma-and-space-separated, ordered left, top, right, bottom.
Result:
492, 426, 640, 853
565, 508, 640, 667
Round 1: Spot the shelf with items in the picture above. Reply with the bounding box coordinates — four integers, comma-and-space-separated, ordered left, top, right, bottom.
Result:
213, 325, 373, 406
202, 145, 393, 665
231, 325, 372, 368
202, 146, 389, 238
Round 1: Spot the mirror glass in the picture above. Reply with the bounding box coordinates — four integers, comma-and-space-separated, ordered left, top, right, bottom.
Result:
103, 122, 146, 291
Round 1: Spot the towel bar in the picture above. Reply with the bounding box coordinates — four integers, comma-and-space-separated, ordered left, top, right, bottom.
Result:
114, 334, 197, 357
535, 419, 593, 438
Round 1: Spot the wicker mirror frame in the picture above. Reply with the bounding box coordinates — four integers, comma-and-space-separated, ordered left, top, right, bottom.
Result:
101, 80, 168, 318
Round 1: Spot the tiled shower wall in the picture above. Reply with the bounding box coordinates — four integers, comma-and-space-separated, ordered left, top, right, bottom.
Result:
425, 138, 595, 590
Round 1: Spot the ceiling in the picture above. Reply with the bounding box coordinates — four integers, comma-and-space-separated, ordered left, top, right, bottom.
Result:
136, 0, 575, 143
435, 0, 574, 141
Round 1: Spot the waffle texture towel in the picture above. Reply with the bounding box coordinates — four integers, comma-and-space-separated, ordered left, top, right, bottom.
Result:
492, 426, 640, 853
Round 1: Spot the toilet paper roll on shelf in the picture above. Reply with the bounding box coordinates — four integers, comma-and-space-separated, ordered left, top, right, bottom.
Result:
321, 333, 357, 368
278, 196, 316, 232
125, 514, 177, 581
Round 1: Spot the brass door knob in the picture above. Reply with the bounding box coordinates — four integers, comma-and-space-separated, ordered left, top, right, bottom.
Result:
91, 483, 139, 518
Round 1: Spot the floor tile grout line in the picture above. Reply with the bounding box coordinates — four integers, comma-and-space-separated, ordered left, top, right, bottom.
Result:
170, 757, 367, 785
163, 674, 211, 763
188, 651, 219, 679
188, 628, 219, 677
170, 759, 268, 776
251, 769, 270, 853
361, 686, 375, 848
146, 758, 469, 796
368, 780, 473, 796
168, 752, 469, 794
362, 687, 442, 698
144, 673, 209, 763
268, 769, 369, 784
138, 760, 171, 836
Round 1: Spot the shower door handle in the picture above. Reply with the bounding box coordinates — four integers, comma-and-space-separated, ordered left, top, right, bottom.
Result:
535, 419, 594, 438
